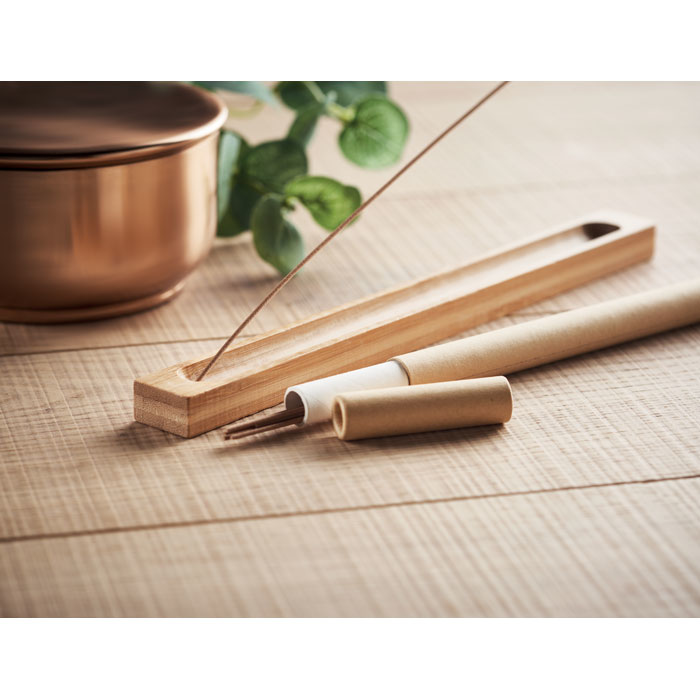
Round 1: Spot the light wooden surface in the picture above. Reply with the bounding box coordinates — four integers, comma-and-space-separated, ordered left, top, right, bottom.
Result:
2, 82, 699, 617
134, 210, 654, 437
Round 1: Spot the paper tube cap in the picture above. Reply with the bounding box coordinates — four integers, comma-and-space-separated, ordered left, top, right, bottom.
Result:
332, 376, 513, 441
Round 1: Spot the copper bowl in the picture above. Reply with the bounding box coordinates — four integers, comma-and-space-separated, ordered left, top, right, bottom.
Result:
0, 82, 227, 322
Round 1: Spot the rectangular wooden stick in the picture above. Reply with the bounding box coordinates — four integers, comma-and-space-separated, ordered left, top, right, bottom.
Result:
134, 210, 654, 437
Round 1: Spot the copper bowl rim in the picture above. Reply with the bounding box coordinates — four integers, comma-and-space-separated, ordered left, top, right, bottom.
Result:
0, 135, 222, 170
0, 83, 227, 171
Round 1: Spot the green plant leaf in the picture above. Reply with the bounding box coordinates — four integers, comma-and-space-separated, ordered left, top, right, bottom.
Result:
316, 81, 387, 107
287, 90, 336, 146
216, 131, 254, 237
230, 182, 261, 231
339, 96, 408, 169
217, 131, 243, 222
242, 139, 308, 193
285, 176, 361, 231
276, 81, 388, 111
217, 210, 243, 238
275, 82, 317, 111
193, 81, 277, 105
251, 195, 305, 275
287, 105, 324, 147
217, 182, 261, 237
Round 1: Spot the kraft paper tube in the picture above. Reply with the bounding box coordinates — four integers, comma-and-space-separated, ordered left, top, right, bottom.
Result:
285, 361, 409, 424
393, 277, 700, 384
332, 377, 513, 441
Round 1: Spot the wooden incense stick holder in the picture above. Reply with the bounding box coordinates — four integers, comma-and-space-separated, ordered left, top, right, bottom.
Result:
134, 210, 654, 437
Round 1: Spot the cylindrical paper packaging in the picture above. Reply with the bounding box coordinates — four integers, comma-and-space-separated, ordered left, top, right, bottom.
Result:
285, 360, 408, 424
332, 377, 512, 441
393, 278, 700, 384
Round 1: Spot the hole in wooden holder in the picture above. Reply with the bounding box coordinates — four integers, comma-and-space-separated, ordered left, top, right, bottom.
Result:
582, 222, 620, 239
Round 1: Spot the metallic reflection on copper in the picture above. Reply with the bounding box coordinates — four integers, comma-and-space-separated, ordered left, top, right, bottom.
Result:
0, 82, 225, 156
0, 82, 226, 323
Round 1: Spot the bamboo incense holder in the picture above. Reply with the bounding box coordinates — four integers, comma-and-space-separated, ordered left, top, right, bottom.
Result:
134, 210, 654, 437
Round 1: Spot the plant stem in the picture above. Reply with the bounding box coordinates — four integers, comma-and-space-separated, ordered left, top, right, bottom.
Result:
326, 101, 355, 124
302, 81, 354, 122
303, 80, 326, 105
225, 99, 266, 119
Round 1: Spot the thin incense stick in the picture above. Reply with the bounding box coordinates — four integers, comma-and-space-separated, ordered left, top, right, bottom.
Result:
195, 81, 510, 381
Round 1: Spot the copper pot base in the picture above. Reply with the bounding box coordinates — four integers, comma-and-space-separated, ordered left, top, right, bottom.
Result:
0, 280, 185, 324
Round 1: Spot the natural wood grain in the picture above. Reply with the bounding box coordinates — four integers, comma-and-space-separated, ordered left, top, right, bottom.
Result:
134, 211, 654, 436
1, 479, 698, 617
2, 82, 700, 617
395, 278, 700, 384
2, 322, 699, 542
3, 82, 700, 357
241, 82, 700, 196
1, 178, 699, 358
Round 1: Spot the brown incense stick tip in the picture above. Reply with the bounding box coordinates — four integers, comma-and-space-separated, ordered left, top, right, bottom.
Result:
224, 406, 305, 441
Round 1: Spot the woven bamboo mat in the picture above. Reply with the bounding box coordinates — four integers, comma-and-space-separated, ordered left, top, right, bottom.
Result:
1, 82, 699, 616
